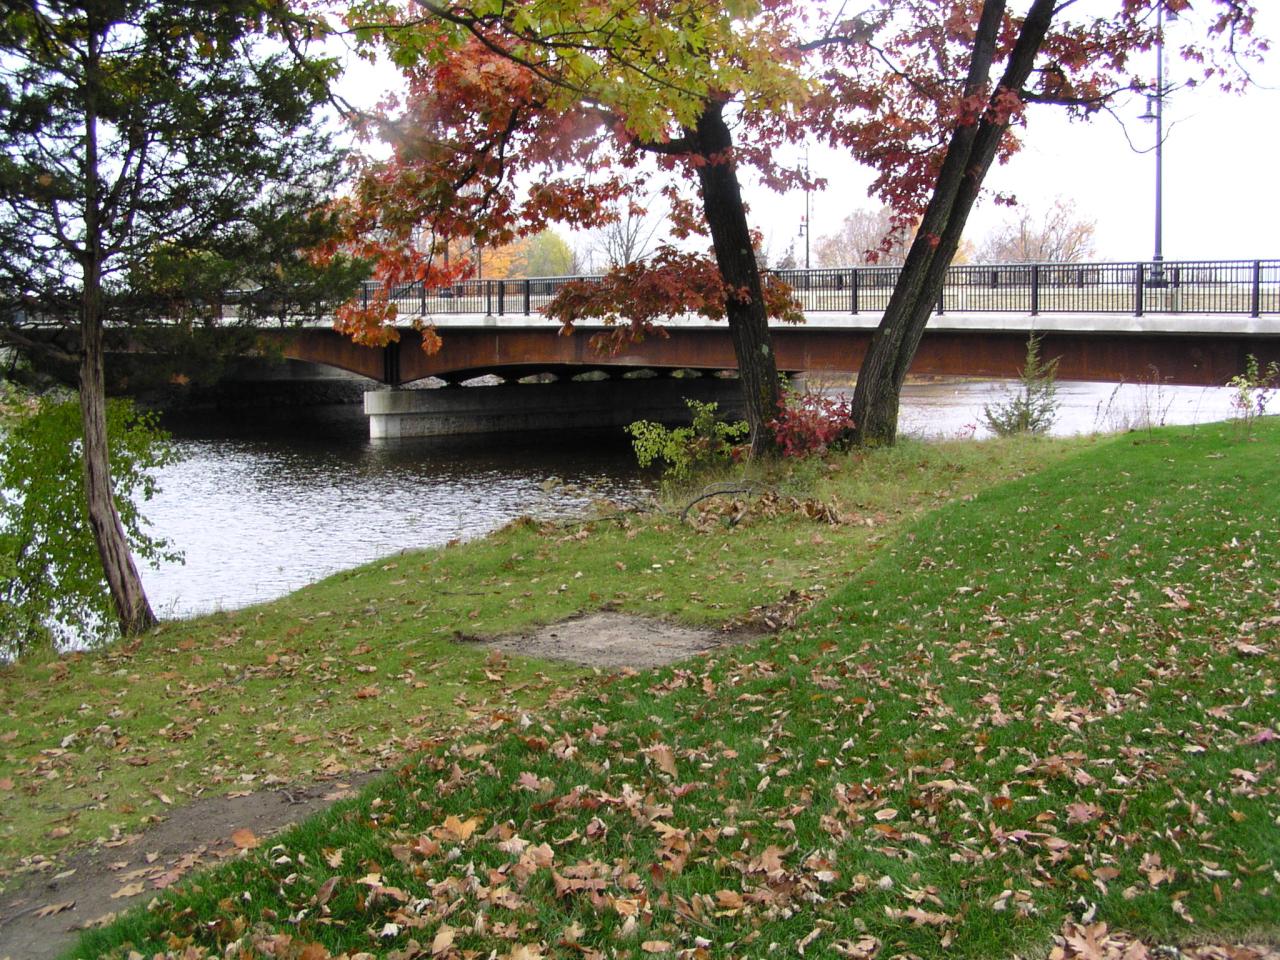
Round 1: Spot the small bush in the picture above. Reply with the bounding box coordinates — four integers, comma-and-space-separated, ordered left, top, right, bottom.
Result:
768, 385, 855, 458
627, 400, 747, 484
983, 333, 1060, 436
1227, 353, 1278, 438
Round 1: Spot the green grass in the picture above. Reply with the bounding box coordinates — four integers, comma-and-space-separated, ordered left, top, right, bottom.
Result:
0, 434, 1064, 889
59, 420, 1280, 959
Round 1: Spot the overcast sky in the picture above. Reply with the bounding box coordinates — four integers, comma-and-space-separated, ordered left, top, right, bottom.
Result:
751, 2, 1280, 264
337, 3, 1279, 266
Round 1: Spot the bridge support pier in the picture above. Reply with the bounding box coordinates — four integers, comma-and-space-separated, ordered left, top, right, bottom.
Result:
364, 376, 745, 440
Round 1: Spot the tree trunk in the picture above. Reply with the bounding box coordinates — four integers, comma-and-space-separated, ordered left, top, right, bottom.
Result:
690, 100, 780, 456
850, 0, 1056, 445
80, 19, 157, 637
79, 313, 157, 636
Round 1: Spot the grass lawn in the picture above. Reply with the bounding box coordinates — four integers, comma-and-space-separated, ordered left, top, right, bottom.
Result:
0, 434, 1065, 887
58, 419, 1280, 959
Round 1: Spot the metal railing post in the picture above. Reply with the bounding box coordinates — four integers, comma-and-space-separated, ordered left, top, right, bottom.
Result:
850, 268, 859, 314
420, 281, 427, 315
1252, 260, 1262, 318
1135, 263, 1145, 317
497, 280, 506, 316
485, 280, 493, 316
1030, 264, 1040, 316
361, 282, 369, 310
523, 279, 531, 315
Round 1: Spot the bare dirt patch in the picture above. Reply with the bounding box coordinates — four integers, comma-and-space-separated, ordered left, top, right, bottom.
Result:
0, 774, 379, 960
480, 612, 743, 669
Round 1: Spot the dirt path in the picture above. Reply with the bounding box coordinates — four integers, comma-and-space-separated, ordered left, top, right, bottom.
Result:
0, 614, 737, 960
0, 773, 380, 960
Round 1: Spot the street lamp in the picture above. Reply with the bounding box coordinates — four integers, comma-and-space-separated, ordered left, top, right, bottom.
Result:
798, 147, 811, 271
1139, 4, 1166, 281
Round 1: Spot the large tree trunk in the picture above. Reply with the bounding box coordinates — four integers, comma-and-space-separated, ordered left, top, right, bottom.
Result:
691, 100, 780, 457
80, 22, 157, 637
850, 0, 1056, 445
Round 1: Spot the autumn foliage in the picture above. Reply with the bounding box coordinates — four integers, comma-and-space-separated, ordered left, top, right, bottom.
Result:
543, 246, 802, 353
329, 0, 1262, 447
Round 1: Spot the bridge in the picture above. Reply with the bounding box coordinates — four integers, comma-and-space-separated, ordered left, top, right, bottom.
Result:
269, 258, 1279, 388
36, 257, 1267, 436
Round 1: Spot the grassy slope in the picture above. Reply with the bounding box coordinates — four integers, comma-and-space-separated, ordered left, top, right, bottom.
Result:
0, 436, 1061, 883
67, 421, 1279, 959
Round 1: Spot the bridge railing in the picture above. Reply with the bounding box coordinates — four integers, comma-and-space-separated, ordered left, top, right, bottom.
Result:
357, 258, 1280, 320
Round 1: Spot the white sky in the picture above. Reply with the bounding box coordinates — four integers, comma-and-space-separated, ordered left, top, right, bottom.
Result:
336, 2, 1280, 265
750, 2, 1280, 263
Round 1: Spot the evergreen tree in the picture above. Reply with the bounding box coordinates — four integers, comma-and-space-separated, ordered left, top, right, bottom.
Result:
0, 1, 352, 635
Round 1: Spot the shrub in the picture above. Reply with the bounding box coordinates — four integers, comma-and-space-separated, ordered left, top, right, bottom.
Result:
982, 333, 1060, 436
1227, 353, 1278, 438
0, 395, 181, 656
627, 399, 748, 483
768, 385, 855, 458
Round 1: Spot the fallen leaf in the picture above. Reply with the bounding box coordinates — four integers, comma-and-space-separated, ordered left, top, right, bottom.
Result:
716, 889, 745, 910
34, 900, 75, 918
110, 882, 145, 900
314, 876, 340, 906
230, 828, 261, 850
440, 814, 480, 842
432, 924, 455, 955
642, 942, 673, 954
833, 936, 881, 959
886, 906, 954, 926
644, 744, 678, 777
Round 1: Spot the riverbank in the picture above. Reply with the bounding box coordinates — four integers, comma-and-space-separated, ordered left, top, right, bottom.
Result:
0, 435, 1068, 883
7, 420, 1280, 959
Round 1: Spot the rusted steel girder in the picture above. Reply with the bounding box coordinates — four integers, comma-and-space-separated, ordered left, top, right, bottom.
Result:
276, 324, 1279, 389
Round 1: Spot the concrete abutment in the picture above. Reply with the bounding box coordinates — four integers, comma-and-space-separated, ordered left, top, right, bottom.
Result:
364, 376, 746, 440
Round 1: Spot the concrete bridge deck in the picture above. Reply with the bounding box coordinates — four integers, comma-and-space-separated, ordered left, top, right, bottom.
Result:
270, 309, 1280, 390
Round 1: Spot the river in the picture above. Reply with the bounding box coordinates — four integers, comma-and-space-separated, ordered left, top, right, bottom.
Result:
141, 378, 1243, 618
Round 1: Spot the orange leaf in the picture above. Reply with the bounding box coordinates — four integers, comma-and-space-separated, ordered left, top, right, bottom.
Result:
231, 828, 261, 850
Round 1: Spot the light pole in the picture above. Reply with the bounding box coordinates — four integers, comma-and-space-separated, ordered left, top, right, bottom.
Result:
1139, 3, 1166, 280
800, 147, 812, 271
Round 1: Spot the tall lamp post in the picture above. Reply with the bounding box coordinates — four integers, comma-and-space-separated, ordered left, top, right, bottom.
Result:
798, 147, 811, 271
1139, 3, 1166, 281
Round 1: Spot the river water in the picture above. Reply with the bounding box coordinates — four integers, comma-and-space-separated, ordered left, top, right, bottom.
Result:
141, 379, 1243, 618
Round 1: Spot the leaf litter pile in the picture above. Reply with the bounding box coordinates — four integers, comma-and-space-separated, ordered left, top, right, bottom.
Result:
69, 423, 1280, 958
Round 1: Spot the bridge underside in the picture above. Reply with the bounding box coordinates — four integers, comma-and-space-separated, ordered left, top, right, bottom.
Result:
276, 323, 1280, 388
